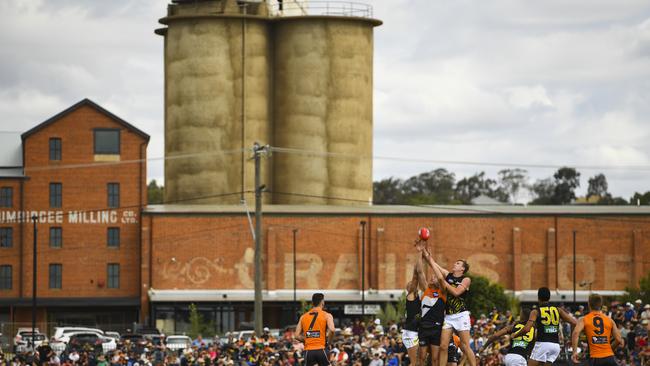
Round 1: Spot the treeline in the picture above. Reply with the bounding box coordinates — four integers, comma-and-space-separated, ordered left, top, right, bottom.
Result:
373, 167, 650, 205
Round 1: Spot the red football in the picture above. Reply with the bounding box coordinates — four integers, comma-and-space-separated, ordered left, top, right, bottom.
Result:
418, 227, 430, 241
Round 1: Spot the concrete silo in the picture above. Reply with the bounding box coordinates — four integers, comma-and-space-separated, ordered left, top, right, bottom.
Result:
273, 16, 379, 205
157, 0, 381, 205
158, 0, 273, 205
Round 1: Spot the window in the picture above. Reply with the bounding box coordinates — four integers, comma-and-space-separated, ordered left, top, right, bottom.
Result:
49, 138, 62, 161
0, 228, 12, 248
50, 183, 62, 208
0, 265, 11, 290
107, 264, 120, 289
107, 183, 120, 208
107, 228, 120, 248
0, 187, 12, 208
49, 264, 62, 289
94, 129, 120, 155
50, 227, 62, 248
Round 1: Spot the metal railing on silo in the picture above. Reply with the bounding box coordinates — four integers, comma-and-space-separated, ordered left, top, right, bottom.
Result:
269, 1, 373, 18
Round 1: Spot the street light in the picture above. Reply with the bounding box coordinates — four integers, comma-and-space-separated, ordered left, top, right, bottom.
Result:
360, 221, 366, 317
292, 228, 298, 321
31, 214, 37, 353
573, 230, 577, 304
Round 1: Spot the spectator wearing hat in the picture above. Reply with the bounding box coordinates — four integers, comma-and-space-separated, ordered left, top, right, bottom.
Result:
641, 304, 650, 322
624, 303, 636, 322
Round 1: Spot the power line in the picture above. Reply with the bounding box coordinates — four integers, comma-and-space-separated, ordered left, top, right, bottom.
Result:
270, 146, 650, 172
23, 148, 248, 172
10, 144, 650, 174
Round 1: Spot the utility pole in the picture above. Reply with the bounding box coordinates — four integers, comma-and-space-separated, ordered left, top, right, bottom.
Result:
31, 215, 37, 353
573, 230, 577, 304
292, 228, 298, 321
360, 221, 366, 317
253, 142, 268, 335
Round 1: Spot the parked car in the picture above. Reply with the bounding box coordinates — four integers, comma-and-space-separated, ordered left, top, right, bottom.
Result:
14, 329, 46, 353
50, 328, 112, 354
136, 327, 162, 336
66, 333, 115, 353
234, 330, 255, 341
165, 335, 191, 351
120, 333, 147, 346
51, 327, 104, 344
104, 331, 121, 342
143, 334, 165, 346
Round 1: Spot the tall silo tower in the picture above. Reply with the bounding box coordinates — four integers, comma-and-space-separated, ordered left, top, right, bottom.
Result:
157, 0, 381, 205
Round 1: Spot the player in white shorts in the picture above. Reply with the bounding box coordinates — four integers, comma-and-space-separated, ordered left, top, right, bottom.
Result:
418, 244, 476, 366
401, 256, 424, 365
511, 287, 576, 365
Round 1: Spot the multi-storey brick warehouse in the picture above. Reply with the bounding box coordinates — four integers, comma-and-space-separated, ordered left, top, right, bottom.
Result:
2, 100, 650, 335
0, 99, 148, 332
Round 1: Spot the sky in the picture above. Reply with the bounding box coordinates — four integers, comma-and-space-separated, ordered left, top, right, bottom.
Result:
1, 0, 649, 201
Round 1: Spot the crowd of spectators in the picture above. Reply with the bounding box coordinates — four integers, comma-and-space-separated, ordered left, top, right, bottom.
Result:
1, 300, 648, 366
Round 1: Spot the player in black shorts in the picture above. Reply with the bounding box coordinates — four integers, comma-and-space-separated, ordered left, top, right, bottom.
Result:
447, 335, 461, 366
415, 240, 447, 366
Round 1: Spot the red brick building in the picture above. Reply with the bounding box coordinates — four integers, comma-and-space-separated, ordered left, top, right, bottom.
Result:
140, 205, 650, 334
0, 99, 148, 332
2, 99, 650, 336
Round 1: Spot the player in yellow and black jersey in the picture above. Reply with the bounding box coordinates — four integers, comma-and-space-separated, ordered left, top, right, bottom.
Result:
512, 287, 576, 366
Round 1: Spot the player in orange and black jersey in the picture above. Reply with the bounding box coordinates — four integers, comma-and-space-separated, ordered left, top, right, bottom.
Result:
571, 294, 623, 366
417, 242, 476, 366
295, 293, 336, 366
512, 287, 576, 366
415, 241, 447, 366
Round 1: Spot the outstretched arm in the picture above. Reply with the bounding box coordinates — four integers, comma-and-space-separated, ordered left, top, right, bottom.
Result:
512, 309, 538, 338
571, 317, 584, 363
420, 247, 446, 284
559, 307, 577, 327
481, 323, 514, 351
414, 250, 428, 292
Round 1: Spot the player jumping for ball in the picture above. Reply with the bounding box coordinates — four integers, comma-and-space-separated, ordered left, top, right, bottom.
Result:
416, 241, 477, 366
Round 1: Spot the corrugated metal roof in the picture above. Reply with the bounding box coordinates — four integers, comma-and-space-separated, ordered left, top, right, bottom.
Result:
143, 204, 650, 215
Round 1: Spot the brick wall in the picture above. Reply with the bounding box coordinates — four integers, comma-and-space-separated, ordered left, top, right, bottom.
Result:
17, 103, 147, 299
142, 213, 650, 297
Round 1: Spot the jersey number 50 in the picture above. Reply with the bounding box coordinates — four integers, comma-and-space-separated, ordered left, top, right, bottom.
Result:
540, 307, 560, 325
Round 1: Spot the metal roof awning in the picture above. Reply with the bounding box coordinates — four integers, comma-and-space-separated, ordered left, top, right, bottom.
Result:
512, 290, 626, 303
149, 289, 627, 303
148, 289, 404, 302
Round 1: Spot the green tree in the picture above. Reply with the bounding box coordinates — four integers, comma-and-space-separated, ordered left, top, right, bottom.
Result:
148, 180, 164, 204
188, 303, 215, 338
454, 172, 507, 204
498, 169, 530, 204
373, 177, 404, 204
376, 292, 408, 325
376, 302, 400, 325
552, 167, 580, 204
618, 270, 650, 305
630, 191, 650, 205
531, 168, 581, 205
466, 275, 509, 317
587, 173, 608, 199
531, 178, 556, 204
402, 168, 457, 204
